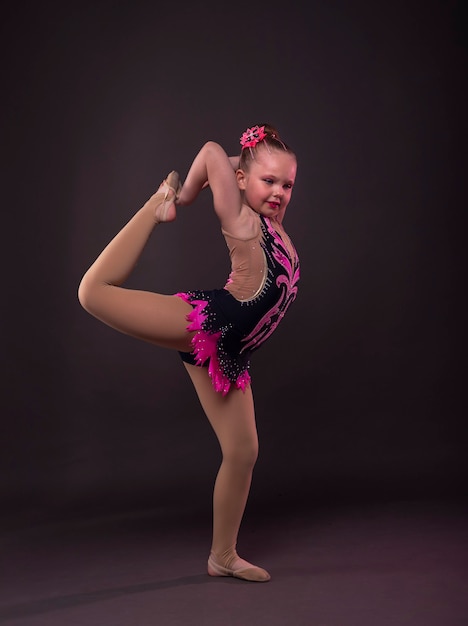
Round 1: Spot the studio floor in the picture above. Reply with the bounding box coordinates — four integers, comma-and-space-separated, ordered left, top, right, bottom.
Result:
1, 498, 467, 626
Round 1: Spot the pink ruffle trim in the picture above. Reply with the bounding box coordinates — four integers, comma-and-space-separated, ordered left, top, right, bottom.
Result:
176, 292, 251, 396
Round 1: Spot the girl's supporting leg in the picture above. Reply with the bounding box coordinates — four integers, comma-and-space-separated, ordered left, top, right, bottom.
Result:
184, 362, 271, 582
78, 174, 194, 351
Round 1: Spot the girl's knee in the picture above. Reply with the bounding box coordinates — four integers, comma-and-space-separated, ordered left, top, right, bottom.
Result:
223, 440, 258, 471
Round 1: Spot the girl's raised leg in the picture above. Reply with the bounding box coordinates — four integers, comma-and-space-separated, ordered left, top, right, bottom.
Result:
78, 173, 194, 351
184, 363, 271, 582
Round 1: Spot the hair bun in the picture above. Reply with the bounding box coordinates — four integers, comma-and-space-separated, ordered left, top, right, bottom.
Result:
261, 123, 281, 140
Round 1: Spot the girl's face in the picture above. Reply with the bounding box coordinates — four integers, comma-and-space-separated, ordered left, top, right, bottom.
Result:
237, 147, 297, 219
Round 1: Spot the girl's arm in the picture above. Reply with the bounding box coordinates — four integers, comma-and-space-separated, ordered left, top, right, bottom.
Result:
177, 142, 242, 230
200, 155, 239, 190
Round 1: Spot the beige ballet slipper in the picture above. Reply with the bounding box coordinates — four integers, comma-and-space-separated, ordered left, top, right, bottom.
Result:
153, 170, 181, 223
208, 548, 271, 582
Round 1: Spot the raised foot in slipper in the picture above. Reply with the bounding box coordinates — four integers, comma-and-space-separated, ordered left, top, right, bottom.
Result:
152, 170, 181, 223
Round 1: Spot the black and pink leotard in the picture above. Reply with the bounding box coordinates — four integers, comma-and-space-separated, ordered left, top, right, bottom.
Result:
177, 213, 300, 395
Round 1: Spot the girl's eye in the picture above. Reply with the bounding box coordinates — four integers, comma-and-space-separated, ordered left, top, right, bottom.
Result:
284, 184, 293, 189
263, 179, 273, 184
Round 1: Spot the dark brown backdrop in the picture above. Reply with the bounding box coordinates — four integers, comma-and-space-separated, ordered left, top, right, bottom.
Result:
1, 0, 466, 526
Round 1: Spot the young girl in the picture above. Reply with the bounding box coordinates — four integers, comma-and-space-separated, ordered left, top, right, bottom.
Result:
78, 124, 300, 582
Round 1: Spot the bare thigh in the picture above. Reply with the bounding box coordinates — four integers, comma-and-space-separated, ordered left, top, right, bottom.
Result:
86, 287, 196, 352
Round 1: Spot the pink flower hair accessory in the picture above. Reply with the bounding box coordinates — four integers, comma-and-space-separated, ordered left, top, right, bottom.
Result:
240, 125, 267, 149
